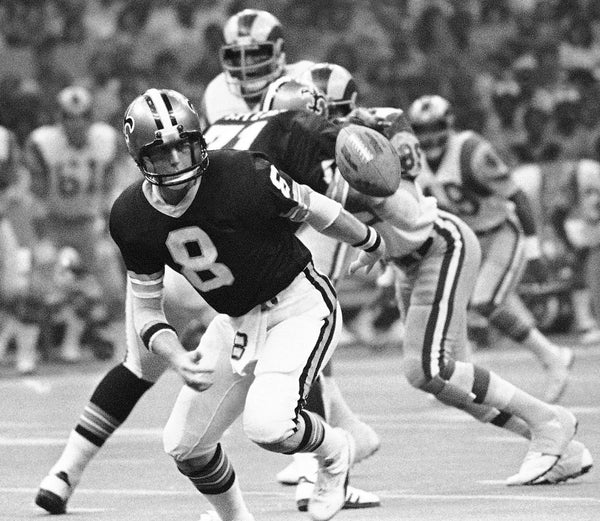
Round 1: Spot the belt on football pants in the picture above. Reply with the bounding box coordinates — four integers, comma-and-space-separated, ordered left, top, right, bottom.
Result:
394, 236, 434, 268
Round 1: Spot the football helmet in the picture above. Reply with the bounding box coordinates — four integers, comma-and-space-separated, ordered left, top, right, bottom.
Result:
123, 88, 209, 186
57, 86, 93, 148
300, 63, 358, 120
220, 9, 285, 99
407, 95, 454, 163
261, 76, 328, 118
58, 86, 92, 118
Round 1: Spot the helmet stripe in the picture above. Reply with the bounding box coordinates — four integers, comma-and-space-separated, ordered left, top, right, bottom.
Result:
160, 92, 178, 126
237, 12, 258, 37
143, 89, 176, 130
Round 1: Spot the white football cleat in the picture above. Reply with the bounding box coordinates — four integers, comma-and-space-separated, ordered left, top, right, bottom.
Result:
35, 471, 73, 514
532, 440, 593, 485
543, 347, 575, 404
308, 428, 353, 521
276, 452, 318, 485
506, 406, 577, 486
296, 477, 380, 512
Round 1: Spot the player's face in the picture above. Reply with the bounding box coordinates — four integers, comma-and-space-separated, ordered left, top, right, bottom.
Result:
145, 141, 194, 174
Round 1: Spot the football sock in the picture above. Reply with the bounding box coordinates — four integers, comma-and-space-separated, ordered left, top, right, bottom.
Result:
176, 445, 249, 521
490, 410, 531, 439
520, 329, 562, 369
50, 364, 153, 484
321, 375, 361, 428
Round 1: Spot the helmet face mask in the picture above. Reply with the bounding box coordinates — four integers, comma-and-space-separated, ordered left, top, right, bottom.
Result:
221, 9, 285, 99
408, 95, 453, 163
123, 89, 209, 187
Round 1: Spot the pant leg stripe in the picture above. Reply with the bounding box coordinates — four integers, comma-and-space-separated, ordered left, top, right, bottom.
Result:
422, 215, 466, 380
296, 262, 339, 417
490, 217, 524, 307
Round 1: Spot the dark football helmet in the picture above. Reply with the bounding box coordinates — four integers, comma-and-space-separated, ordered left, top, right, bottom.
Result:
261, 76, 328, 118
123, 88, 208, 186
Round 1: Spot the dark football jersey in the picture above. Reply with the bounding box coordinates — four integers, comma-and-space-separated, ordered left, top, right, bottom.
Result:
109, 149, 312, 317
204, 109, 339, 196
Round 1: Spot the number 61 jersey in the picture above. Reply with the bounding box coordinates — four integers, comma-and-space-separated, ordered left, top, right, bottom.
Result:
418, 130, 518, 233
109, 149, 312, 318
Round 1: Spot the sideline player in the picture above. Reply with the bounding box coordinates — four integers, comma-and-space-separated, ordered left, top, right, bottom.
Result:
407, 94, 574, 403
336, 120, 590, 486
113, 88, 383, 521
23, 85, 124, 362
0, 124, 40, 374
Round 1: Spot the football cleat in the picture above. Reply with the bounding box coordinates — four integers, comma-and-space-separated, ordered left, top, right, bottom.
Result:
543, 347, 575, 404
506, 406, 577, 486
308, 428, 353, 521
276, 452, 318, 486
296, 477, 380, 512
532, 440, 593, 485
35, 471, 72, 514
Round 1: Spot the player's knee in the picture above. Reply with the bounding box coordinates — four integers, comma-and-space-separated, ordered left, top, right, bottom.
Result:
489, 307, 531, 342
243, 374, 297, 447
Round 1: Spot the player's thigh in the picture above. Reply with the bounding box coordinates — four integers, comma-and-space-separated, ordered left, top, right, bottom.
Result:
472, 222, 524, 310
244, 285, 342, 432
403, 222, 480, 374
163, 314, 252, 459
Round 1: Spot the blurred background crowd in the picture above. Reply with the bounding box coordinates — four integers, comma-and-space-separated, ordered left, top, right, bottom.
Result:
2, 0, 600, 373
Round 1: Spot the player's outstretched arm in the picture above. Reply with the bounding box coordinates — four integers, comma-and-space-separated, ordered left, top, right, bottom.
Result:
302, 188, 386, 274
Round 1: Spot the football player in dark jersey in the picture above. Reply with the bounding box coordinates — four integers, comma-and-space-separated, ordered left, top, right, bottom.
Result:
38, 88, 385, 521
204, 76, 380, 511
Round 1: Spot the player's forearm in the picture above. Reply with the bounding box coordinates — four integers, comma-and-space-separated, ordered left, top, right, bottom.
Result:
320, 207, 381, 250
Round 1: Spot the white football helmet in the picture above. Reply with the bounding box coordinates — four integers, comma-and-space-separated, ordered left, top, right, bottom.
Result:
57, 86, 93, 148
123, 88, 209, 186
220, 9, 285, 100
300, 63, 358, 120
407, 95, 454, 163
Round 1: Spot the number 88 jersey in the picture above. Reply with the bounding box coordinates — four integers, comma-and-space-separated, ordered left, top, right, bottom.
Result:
417, 130, 517, 233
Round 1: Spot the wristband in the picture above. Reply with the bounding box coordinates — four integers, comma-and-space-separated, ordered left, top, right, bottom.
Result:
141, 322, 177, 351
353, 226, 381, 252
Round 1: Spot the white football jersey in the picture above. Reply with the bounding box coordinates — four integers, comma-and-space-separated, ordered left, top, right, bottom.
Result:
25, 122, 118, 219
202, 60, 315, 125
371, 178, 438, 261
418, 130, 517, 232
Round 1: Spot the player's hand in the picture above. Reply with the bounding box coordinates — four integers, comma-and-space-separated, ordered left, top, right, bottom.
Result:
170, 349, 215, 392
349, 241, 387, 275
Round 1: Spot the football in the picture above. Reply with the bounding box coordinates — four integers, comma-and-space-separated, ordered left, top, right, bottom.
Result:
335, 124, 401, 197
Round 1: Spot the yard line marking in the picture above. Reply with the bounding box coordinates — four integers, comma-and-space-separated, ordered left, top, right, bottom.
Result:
4, 487, 599, 503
